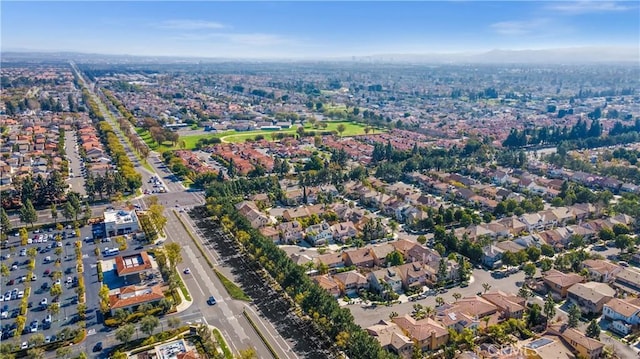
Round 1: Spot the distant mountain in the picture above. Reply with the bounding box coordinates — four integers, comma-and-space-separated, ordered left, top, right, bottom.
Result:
2, 46, 638, 64
351, 47, 640, 64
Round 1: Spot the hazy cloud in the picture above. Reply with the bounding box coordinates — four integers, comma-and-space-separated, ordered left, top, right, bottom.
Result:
158, 19, 225, 30
547, 1, 632, 14
490, 18, 551, 36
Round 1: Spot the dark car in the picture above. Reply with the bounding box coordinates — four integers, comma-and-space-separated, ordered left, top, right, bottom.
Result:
207, 296, 216, 305
93, 342, 103, 352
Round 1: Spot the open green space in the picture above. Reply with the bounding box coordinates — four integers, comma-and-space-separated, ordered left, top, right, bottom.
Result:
138, 121, 372, 152
214, 268, 251, 301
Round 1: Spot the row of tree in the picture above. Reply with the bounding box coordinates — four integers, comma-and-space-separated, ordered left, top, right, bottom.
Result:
206, 193, 396, 359
502, 118, 603, 148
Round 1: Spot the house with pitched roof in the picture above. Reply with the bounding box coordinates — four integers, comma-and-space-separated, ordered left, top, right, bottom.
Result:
481, 291, 526, 319
368, 267, 404, 294
547, 324, 604, 359
602, 298, 640, 336
613, 268, 640, 296
366, 320, 413, 358
343, 247, 375, 268
543, 269, 585, 298
312, 275, 341, 298
581, 259, 622, 283
567, 282, 615, 314
333, 270, 368, 296
108, 284, 164, 315
481, 245, 504, 269
392, 315, 449, 351
315, 252, 345, 272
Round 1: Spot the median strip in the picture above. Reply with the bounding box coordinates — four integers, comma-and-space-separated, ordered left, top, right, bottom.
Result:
172, 210, 250, 301
242, 309, 279, 359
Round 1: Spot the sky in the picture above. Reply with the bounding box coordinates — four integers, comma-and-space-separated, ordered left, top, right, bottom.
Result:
2, 1, 639, 59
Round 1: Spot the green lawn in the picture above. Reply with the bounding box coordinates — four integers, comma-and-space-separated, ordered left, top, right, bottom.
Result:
138, 121, 373, 152
214, 268, 251, 301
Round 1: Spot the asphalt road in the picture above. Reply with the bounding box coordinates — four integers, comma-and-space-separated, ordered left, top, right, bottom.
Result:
69, 66, 296, 359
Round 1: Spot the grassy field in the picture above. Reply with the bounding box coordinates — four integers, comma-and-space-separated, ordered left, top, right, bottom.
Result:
138, 121, 372, 152
214, 268, 251, 301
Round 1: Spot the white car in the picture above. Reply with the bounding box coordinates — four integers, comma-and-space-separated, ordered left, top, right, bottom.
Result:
40, 298, 48, 306
3, 293, 10, 301
17, 291, 24, 299
21, 342, 28, 350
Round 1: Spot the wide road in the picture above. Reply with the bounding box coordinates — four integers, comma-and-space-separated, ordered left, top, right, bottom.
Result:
71, 63, 297, 358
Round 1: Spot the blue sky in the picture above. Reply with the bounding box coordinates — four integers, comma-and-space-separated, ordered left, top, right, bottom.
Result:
2, 1, 639, 58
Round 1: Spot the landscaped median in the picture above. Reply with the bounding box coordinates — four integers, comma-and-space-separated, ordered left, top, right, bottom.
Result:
172, 210, 251, 301
242, 309, 279, 359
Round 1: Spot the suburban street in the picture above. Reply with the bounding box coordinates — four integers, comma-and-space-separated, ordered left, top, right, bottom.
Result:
68, 64, 297, 359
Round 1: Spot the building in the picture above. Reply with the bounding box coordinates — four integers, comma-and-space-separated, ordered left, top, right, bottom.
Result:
392, 314, 449, 351
581, 259, 622, 283
613, 268, 640, 295
368, 267, 403, 295
481, 245, 504, 269
104, 209, 139, 236
366, 320, 413, 358
114, 251, 154, 283
304, 222, 332, 246
602, 298, 640, 336
312, 275, 341, 298
543, 269, 585, 298
481, 291, 526, 319
108, 284, 164, 314
333, 270, 368, 296
566, 282, 615, 314
547, 325, 604, 359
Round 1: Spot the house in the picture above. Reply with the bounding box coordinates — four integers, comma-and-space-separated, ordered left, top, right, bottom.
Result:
315, 253, 345, 272
547, 324, 604, 359
366, 320, 413, 359
277, 221, 304, 244
343, 248, 374, 268
581, 259, 622, 283
481, 245, 504, 269
259, 227, 280, 242
520, 213, 546, 232
514, 234, 543, 249
481, 291, 526, 319
495, 240, 525, 254
613, 268, 640, 295
396, 262, 432, 290
304, 222, 332, 246
235, 201, 270, 229
330, 221, 358, 243
602, 298, 640, 336
368, 267, 404, 294
312, 275, 341, 298
567, 282, 615, 314
370, 243, 396, 267
282, 204, 323, 221
543, 269, 585, 298
333, 270, 368, 296
392, 315, 449, 351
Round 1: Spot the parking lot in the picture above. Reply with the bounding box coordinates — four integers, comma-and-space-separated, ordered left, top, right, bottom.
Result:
1, 226, 85, 349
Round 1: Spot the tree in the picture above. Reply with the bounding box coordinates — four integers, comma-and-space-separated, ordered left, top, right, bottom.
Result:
568, 303, 581, 327
50, 204, 58, 224
540, 244, 555, 257
115, 323, 135, 343
417, 235, 426, 245
598, 228, 615, 242
385, 250, 404, 266
523, 263, 536, 278
336, 124, 346, 137
62, 201, 75, 223
586, 319, 601, 338
26, 348, 45, 359
19, 228, 28, 246
0, 208, 11, 236
236, 348, 258, 359
482, 283, 491, 293
28, 334, 45, 347
544, 294, 556, 323
518, 287, 531, 301
614, 234, 634, 253
113, 308, 128, 322
437, 258, 448, 287
50, 284, 63, 298
452, 292, 462, 302
0, 264, 8, 284
19, 199, 37, 228
140, 315, 160, 337
98, 284, 110, 313
55, 347, 72, 359
164, 242, 183, 268
435, 296, 445, 307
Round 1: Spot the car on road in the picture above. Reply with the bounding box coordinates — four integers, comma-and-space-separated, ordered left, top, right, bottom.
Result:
21, 342, 27, 350
93, 342, 103, 352
207, 296, 216, 305
183, 268, 191, 274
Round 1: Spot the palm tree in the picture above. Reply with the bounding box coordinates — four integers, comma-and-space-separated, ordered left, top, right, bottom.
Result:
435, 296, 445, 307
424, 306, 435, 319
482, 283, 491, 293
452, 292, 462, 302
